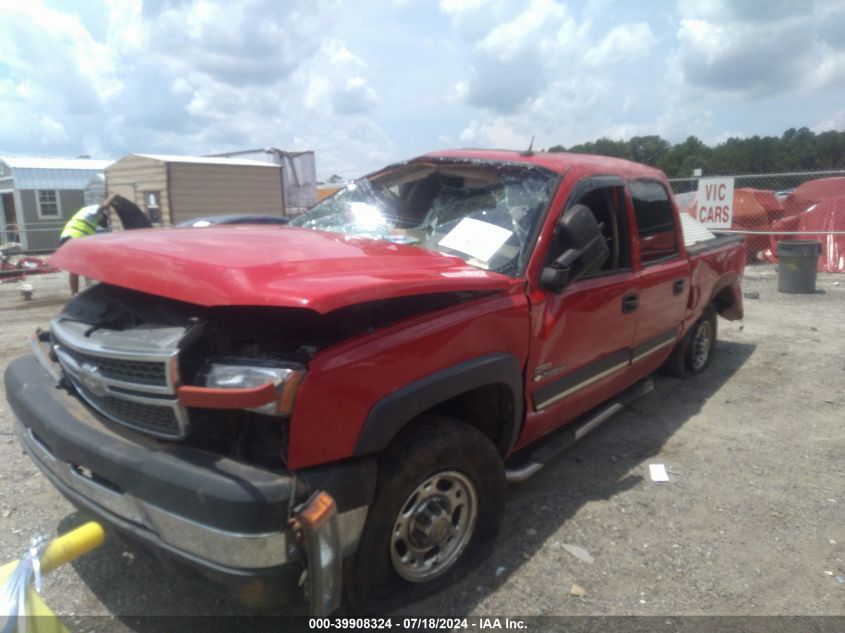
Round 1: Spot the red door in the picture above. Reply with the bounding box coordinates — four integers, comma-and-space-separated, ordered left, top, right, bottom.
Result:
627, 179, 690, 372
520, 272, 640, 448
518, 177, 641, 449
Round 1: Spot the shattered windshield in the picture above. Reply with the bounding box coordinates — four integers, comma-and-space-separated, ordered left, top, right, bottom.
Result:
291, 161, 557, 276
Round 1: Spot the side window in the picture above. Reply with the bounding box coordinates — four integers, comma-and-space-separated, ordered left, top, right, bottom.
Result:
578, 186, 629, 273
36, 190, 61, 219
549, 184, 629, 274
629, 180, 678, 265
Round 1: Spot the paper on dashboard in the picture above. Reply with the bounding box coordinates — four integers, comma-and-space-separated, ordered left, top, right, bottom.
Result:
438, 218, 513, 263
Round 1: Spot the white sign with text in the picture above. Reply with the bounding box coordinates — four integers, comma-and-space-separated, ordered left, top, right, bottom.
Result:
695, 177, 735, 229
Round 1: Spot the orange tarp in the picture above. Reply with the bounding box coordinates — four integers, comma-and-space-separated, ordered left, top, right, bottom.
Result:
764, 194, 845, 273
783, 177, 845, 215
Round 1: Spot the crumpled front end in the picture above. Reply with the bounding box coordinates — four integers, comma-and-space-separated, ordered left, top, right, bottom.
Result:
5, 307, 375, 613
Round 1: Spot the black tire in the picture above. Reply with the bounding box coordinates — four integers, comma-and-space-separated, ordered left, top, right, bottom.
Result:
346, 416, 505, 613
662, 306, 717, 377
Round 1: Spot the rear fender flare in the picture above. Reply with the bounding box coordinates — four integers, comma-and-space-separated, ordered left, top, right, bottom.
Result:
709, 272, 743, 320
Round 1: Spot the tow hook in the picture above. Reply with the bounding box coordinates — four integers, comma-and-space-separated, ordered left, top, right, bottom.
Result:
293, 491, 343, 616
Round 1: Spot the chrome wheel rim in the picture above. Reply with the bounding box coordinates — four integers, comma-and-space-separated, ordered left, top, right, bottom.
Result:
691, 320, 713, 371
390, 470, 478, 583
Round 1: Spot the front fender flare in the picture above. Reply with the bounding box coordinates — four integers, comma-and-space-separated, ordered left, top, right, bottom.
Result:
353, 353, 524, 457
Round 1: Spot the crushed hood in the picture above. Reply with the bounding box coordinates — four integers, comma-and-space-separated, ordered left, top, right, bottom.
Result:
50, 226, 513, 313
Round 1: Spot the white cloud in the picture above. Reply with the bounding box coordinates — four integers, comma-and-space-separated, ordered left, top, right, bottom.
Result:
105, 0, 144, 50
446, 0, 587, 113
436, 1, 672, 149
0, 0, 843, 183
0, 0, 118, 107
439, 0, 493, 15
0, 0, 391, 177
332, 77, 379, 114
139, 0, 326, 86
714, 130, 746, 144
814, 107, 845, 133
585, 22, 657, 66
324, 40, 366, 67
677, 0, 810, 23
477, 0, 569, 61
675, 0, 845, 98
296, 122, 397, 181
806, 49, 845, 92
37, 116, 69, 145
301, 40, 379, 116
459, 118, 532, 148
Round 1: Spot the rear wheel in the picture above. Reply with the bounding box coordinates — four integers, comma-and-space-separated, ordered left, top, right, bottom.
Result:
347, 416, 505, 613
663, 306, 717, 377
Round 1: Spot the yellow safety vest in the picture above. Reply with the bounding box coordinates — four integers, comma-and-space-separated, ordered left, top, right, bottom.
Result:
60, 205, 100, 240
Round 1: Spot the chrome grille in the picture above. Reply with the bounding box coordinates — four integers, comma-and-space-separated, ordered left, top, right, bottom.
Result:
56, 346, 167, 387
50, 319, 188, 440
81, 391, 181, 437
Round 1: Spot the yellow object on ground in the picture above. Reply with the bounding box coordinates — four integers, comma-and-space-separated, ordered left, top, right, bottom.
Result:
39, 523, 104, 575
0, 522, 105, 633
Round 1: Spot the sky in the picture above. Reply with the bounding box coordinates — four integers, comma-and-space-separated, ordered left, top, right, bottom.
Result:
1, 0, 844, 180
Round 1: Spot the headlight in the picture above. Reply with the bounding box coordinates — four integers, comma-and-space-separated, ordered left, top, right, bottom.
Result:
178, 359, 305, 416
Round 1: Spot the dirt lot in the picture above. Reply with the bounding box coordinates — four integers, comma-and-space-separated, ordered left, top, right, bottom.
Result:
0, 268, 842, 628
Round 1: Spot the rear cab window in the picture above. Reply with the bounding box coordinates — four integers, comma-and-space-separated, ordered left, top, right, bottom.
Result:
629, 179, 679, 265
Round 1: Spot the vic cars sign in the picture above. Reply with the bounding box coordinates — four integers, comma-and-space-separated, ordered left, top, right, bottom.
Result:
695, 177, 734, 229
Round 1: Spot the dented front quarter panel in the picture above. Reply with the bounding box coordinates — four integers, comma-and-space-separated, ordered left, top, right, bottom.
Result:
287, 283, 530, 469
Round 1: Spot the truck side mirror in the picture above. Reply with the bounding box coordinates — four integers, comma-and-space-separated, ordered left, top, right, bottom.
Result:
541, 204, 609, 291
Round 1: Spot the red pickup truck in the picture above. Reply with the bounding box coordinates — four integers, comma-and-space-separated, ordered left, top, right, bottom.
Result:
5, 149, 745, 614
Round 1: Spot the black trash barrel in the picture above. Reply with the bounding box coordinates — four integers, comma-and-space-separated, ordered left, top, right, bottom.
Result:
777, 240, 822, 293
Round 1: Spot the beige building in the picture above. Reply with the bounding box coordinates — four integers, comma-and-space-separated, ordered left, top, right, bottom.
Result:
105, 154, 284, 225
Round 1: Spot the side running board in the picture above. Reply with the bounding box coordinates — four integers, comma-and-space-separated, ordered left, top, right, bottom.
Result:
505, 379, 654, 484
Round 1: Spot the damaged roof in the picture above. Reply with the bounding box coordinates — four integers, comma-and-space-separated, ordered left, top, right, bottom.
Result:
422, 148, 667, 178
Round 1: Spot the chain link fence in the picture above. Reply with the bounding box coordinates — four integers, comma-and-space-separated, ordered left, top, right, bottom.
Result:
669, 170, 845, 271
1, 223, 63, 283
1, 223, 65, 254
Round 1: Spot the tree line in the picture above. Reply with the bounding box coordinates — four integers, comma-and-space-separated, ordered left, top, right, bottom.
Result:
548, 127, 845, 178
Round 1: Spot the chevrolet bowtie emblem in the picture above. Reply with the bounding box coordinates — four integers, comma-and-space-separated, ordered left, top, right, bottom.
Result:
79, 363, 108, 398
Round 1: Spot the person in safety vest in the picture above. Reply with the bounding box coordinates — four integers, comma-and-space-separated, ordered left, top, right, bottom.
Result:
59, 202, 111, 295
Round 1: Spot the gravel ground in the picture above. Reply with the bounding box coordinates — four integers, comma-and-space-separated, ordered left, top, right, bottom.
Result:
0, 268, 842, 629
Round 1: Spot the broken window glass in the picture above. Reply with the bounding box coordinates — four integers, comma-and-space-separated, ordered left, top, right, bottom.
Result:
291, 160, 557, 276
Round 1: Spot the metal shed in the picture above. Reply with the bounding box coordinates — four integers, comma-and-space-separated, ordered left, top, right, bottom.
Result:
209, 148, 317, 215
84, 174, 107, 206
105, 154, 284, 225
0, 157, 112, 251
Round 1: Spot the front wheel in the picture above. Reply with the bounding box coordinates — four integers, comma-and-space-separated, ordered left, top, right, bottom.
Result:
347, 416, 505, 613
390, 469, 479, 583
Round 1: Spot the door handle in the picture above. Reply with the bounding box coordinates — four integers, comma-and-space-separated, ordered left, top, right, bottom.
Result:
673, 278, 686, 295
622, 293, 639, 314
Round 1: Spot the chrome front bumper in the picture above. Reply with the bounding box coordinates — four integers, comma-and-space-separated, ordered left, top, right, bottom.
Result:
18, 421, 295, 569
19, 419, 350, 614
6, 353, 374, 613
